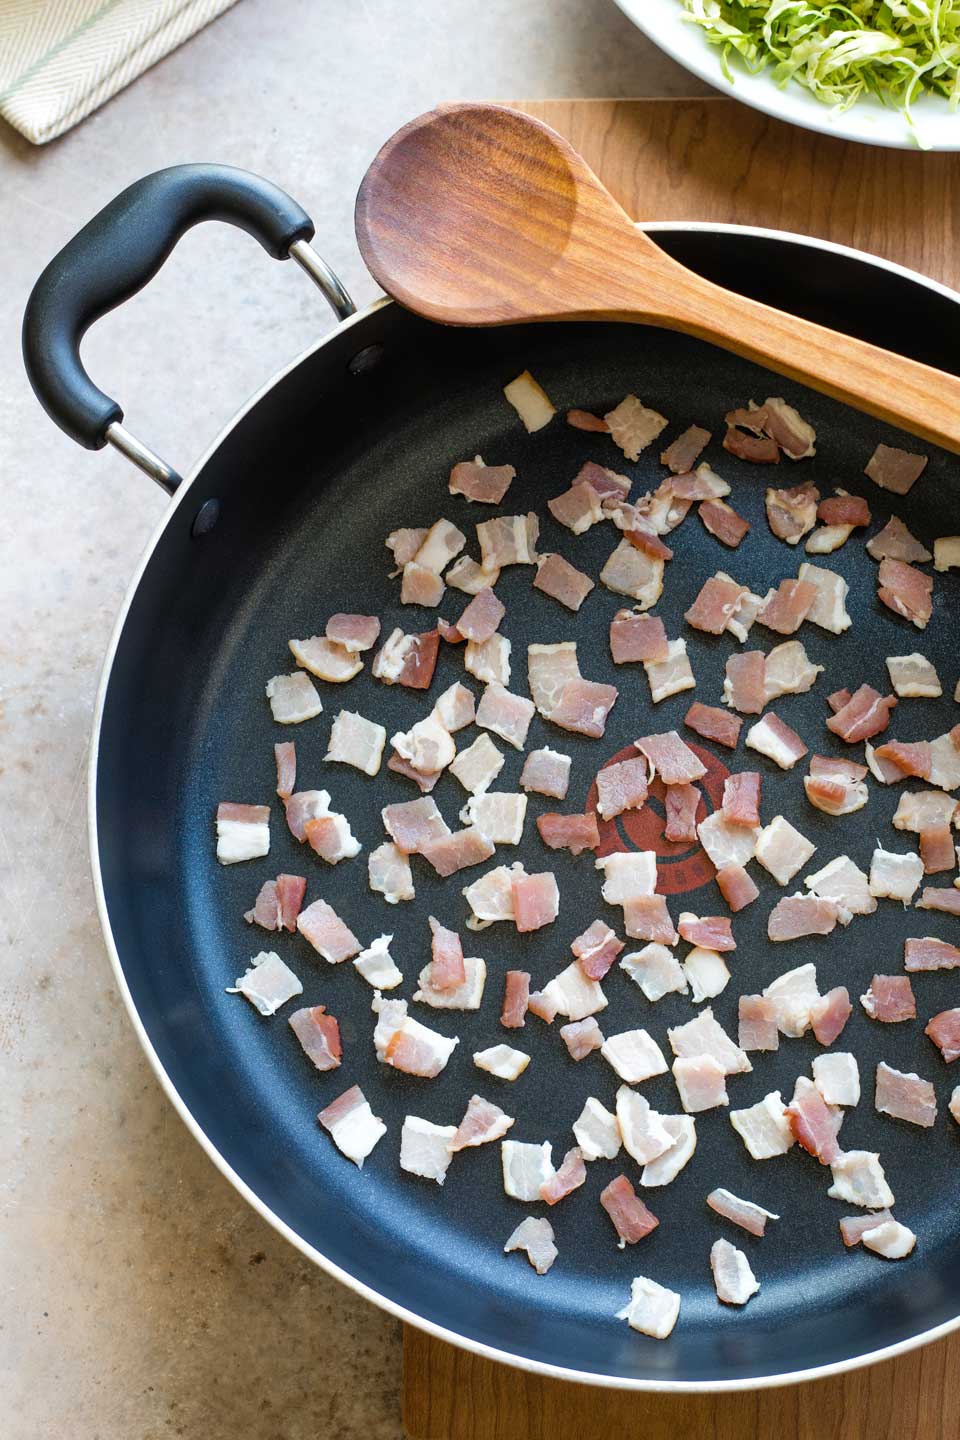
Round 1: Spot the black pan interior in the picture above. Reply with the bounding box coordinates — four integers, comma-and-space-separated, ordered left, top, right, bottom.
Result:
97, 230, 960, 1384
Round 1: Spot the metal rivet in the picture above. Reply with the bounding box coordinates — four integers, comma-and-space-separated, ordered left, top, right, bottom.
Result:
348, 344, 385, 377
191, 499, 221, 537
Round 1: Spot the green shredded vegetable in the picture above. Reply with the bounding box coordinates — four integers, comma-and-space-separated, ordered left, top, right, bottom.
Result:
679, 1, 960, 142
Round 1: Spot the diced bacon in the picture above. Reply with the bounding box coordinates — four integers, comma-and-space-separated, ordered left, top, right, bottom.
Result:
685, 702, 743, 750
519, 747, 570, 801
616, 1276, 681, 1340
623, 894, 678, 944
400, 1116, 458, 1184
539, 1146, 587, 1206
433, 683, 475, 734
265, 672, 323, 724
841, 1210, 895, 1246
275, 742, 296, 800
382, 796, 449, 854
297, 898, 361, 963
764, 641, 823, 703
668, 1006, 751, 1074
325, 709, 386, 776
600, 537, 664, 609
425, 915, 466, 992
664, 783, 701, 843
917, 887, 960, 914
699, 497, 750, 548
548, 479, 605, 536
289, 1005, 342, 1072
290, 635, 365, 683
828, 1151, 894, 1209
474, 681, 535, 751
639, 1116, 694, 1187
827, 684, 898, 744
421, 826, 495, 877
512, 872, 559, 933
558, 1016, 604, 1061
761, 397, 817, 458
730, 1092, 793, 1159
503, 1217, 557, 1276
765, 482, 819, 544
285, 790, 331, 843
886, 652, 941, 698
401, 562, 445, 607
601, 1175, 660, 1245
865, 442, 928, 494
623, 518, 675, 562
386, 527, 428, 571
930, 728, 960, 790
738, 994, 779, 1051
567, 407, 609, 432
878, 557, 933, 630
635, 479, 692, 533
717, 863, 759, 913
572, 920, 625, 981
681, 944, 730, 1002
368, 841, 414, 904
811, 1052, 860, 1108
610, 610, 669, 664
576, 460, 632, 501
920, 822, 955, 873
216, 802, 270, 864
808, 986, 852, 1046
685, 575, 748, 635
708, 1189, 779, 1237
533, 552, 595, 612
678, 913, 735, 951
595, 757, 649, 822
620, 944, 687, 1002
413, 519, 466, 574
372, 627, 440, 689
827, 688, 852, 713
604, 394, 667, 460
374, 994, 459, 1077
904, 936, 960, 971
503, 1138, 557, 1202
764, 963, 821, 1036
862, 1219, 917, 1259
318, 1085, 385, 1167
661, 425, 711, 473
474, 1043, 530, 1080
758, 577, 818, 634
894, 790, 958, 832
449, 734, 505, 796
768, 893, 838, 941
818, 494, 871, 527
806, 522, 854, 554
634, 731, 706, 786
866, 515, 932, 564
673, 1054, 728, 1113
811, 755, 869, 782
925, 1008, 960, 1063
861, 974, 915, 1023
711, 1238, 760, 1307
801, 561, 854, 631
745, 712, 808, 769
461, 791, 526, 846
724, 425, 779, 463
245, 880, 280, 930
596, 851, 657, 904
449, 458, 515, 504
227, 950, 302, 1015
387, 749, 441, 792
504, 371, 555, 432
527, 641, 580, 715
723, 651, 766, 716
536, 812, 600, 855
449, 1095, 515, 1152
464, 632, 511, 686
875, 1061, 936, 1127
869, 846, 924, 902
246, 873, 306, 933
669, 464, 729, 500
446, 555, 501, 594
804, 766, 868, 815
476, 513, 539, 570
722, 772, 761, 827
644, 638, 696, 704
549, 677, 619, 738
354, 935, 403, 990
456, 587, 505, 643
697, 810, 759, 870
756, 815, 815, 885
786, 1077, 842, 1163
601, 1029, 668, 1084
615, 1086, 674, 1166
804, 855, 875, 921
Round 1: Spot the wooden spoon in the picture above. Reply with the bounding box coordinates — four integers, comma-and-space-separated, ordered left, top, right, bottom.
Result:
356, 103, 960, 454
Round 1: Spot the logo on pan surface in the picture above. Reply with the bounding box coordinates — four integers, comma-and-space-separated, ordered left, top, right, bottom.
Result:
585, 741, 729, 895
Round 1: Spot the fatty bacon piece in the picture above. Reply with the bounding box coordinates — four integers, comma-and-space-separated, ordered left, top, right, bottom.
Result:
373, 994, 459, 1077
707, 1188, 779, 1237
685, 702, 743, 750
875, 1061, 937, 1128
450, 1095, 515, 1151
274, 741, 296, 800
216, 802, 270, 864
372, 627, 440, 689
699, 497, 750, 548
244, 874, 307, 932
504, 1217, 557, 1275
685, 575, 748, 635
548, 478, 604, 535
533, 553, 595, 612
512, 872, 560, 933
757, 578, 818, 635
786, 1077, 842, 1164
567, 408, 609, 432
600, 537, 664, 610
289, 1005, 342, 1072
717, 864, 759, 913
519, 747, 571, 801
767, 894, 839, 941
635, 731, 707, 786
661, 425, 711, 473
877, 558, 933, 630
610, 611, 669, 664
326, 709, 387, 777
722, 772, 761, 827
449, 457, 516, 505
745, 712, 808, 770
678, 913, 735, 951
826, 684, 897, 744
477, 513, 539, 571
763, 641, 823, 702
381, 796, 450, 854
865, 443, 928, 495
809, 988, 853, 1046
604, 395, 668, 461
368, 842, 415, 904
560, 1017, 605, 1060
723, 652, 766, 716
644, 639, 696, 704
572, 920, 625, 981
866, 516, 932, 564
804, 755, 869, 816
455, 587, 505, 643
904, 937, 960, 971
536, 812, 600, 856
596, 756, 650, 820
765, 482, 819, 544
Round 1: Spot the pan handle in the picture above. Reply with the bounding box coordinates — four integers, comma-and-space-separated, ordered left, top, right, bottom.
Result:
21, 164, 356, 494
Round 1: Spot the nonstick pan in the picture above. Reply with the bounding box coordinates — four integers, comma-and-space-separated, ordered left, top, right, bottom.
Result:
22, 164, 960, 1390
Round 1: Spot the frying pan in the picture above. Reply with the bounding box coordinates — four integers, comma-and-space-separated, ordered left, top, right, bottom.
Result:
21, 162, 960, 1390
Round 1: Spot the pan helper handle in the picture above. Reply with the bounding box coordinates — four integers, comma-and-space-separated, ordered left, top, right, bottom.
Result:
22, 164, 355, 494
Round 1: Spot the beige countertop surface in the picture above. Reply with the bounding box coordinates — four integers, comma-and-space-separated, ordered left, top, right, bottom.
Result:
0, 4, 703, 1436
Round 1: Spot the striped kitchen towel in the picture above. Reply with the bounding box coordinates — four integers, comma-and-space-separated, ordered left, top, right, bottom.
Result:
0, 0, 239, 145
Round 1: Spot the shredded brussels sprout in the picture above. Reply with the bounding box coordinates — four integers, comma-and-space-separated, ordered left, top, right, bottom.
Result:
679, 1, 960, 141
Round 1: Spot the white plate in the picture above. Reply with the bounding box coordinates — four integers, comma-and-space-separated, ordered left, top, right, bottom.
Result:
617, 0, 960, 151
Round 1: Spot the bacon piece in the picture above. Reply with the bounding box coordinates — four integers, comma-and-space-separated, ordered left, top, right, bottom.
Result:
765, 482, 819, 544
216, 802, 271, 865
496, 970, 530, 1030
875, 1061, 936, 1127
301, 810, 359, 866
865, 443, 928, 494
697, 811, 759, 870
761, 397, 817, 458
548, 478, 604, 535
685, 702, 742, 750
573, 923, 625, 983
894, 791, 958, 832
723, 651, 766, 715
926, 1008, 960, 1063
745, 712, 808, 769
678, 913, 735, 951
717, 863, 759, 913
519, 747, 570, 801
664, 783, 700, 842
904, 937, 960, 971
600, 537, 664, 609
827, 684, 898, 743
503, 1217, 557, 1276
634, 731, 707, 785
473, 682, 533, 751
644, 638, 696, 704
786, 1077, 841, 1164
758, 578, 818, 634
538, 1146, 587, 1206
840, 1210, 895, 1247
372, 627, 440, 689
872, 740, 931, 780
536, 812, 600, 855
289, 1005, 342, 1072
273, 873, 306, 931
368, 841, 414, 904
318, 1085, 385, 1167
866, 515, 932, 564
560, 1017, 605, 1060
886, 652, 941, 699
622, 516, 674, 562
565, 407, 608, 432
738, 994, 778, 1051
878, 557, 933, 630
861, 974, 915, 1024
724, 425, 779, 463
708, 1189, 779, 1237
421, 826, 495, 877
699, 497, 750, 547
827, 688, 852, 713
729, 1093, 793, 1159
604, 394, 668, 460
595, 757, 649, 821
382, 796, 449, 854
768, 894, 839, 941
600, 1175, 660, 1245
533, 552, 595, 611
289, 635, 364, 683
763, 641, 823, 703
549, 677, 619, 738
797, 561, 851, 632
808, 987, 853, 1047
870, 845, 924, 901
425, 916, 466, 992
669, 1006, 752, 1075
244, 880, 280, 931
386, 527, 428, 571
297, 898, 361, 963
815, 494, 869, 528
661, 424, 710, 473
275, 742, 296, 800
450, 1095, 515, 1152
596, 852, 657, 905
454, 587, 504, 644
512, 872, 559, 933
477, 513, 539, 570
722, 772, 761, 827
387, 750, 440, 792
756, 815, 815, 886
623, 894, 678, 945
576, 460, 632, 500
711, 1238, 762, 1308
446, 556, 501, 594
669, 464, 729, 500
634, 479, 692, 533
326, 709, 387, 776
685, 575, 748, 635
917, 887, 960, 914
804, 763, 869, 816
449, 458, 515, 504
609, 610, 669, 665
671, 1053, 727, 1113
527, 641, 579, 716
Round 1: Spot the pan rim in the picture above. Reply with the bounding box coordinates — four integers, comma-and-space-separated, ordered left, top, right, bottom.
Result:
88, 223, 960, 1393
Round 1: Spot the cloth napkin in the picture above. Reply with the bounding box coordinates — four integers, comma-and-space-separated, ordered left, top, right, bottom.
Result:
0, 0, 239, 145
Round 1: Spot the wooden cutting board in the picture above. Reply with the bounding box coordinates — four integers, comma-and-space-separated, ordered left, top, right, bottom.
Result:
403, 97, 960, 1440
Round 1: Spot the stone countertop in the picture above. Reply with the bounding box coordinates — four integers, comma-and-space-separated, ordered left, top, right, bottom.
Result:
0, 4, 702, 1436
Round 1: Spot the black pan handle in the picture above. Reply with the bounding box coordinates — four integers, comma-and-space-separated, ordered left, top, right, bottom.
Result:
22, 163, 355, 493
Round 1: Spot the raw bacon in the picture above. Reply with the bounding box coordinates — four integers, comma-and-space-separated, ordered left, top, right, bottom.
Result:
894, 791, 958, 832
664, 783, 701, 842
707, 1189, 779, 1237
449, 458, 515, 504
669, 464, 730, 500
575, 460, 631, 501
604, 394, 668, 461
904, 937, 960, 971
635, 731, 707, 785
869, 846, 924, 901
476, 682, 535, 750
786, 1078, 841, 1163
717, 863, 759, 912
501, 970, 530, 1029
527, 641, 580, 715
427, 916, 467, 991
767, 894, 839, 941
476, 513, 539, 570
382, 796, 449, 854
519, 747, 571, 800
600, 1175, 660, 1245
661, 425, 710, 473
685, 702, 743, 749
599, 537, 664, 609
878, 557, 933, 629
861, 975, 915, 1023
738, 994, 778, 1051
699, 497, 750, 547
413, 519, 466, 573
540, 1147, 587, 1205
886, 652, 941, 698
536, 812, 600, 855
724, 424, 779, 464
610, 610, 669, 664
372, 627, 440, 689
873, 740, 931, 780
644, 639, 696, 704
685, 575, 748, 635
840, 1210, 895, 1247
421, 826, 496, 877
274, 742, 296, 800
567, 408, 609, 432
925, 1008, 960, 1063
765, 482, 819, 544
560, 1017, 605, 1060
673, 1054, 728, 1112
758, 578, 818, 634
722, 772, 761, 827
265, 672, 323, 724
917, 887, 960, 914
548, 677, 619, 738
865, 443, 928, 494
875, 1061, 936, 1127
697, 810, 759, 870
623, 894, 678, 945
386, 527, 428, 571
573, 922, 624, 982
596, 757, 649, 820
456, 587, 505, 643
548, 479, 604, 535
503, 1217, 557, 1275
400, 563, 444, 607
756, 815, 815, 885
317, 1085, 385, 1167
533, 552, 595, 611
761, 397, 817, 459
449, 734, 504, 795
745, 712, 808, 769
763, 640, 823, 701
723, 651, 766, 715
810, 987, 852, 1045
297, 898, 361, 963
447, 556, 501, 594
289, 1005, 342, 1072
818, 494, 870, 527
326, 709, 386, 776
866, 515, 931, 564
512, 872, 560, 933
368, 842, 415, 904
678, 913, 735, 951
826, 684, 897, 743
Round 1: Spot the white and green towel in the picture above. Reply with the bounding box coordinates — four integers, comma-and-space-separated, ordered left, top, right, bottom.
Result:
0, 0, 239, 145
